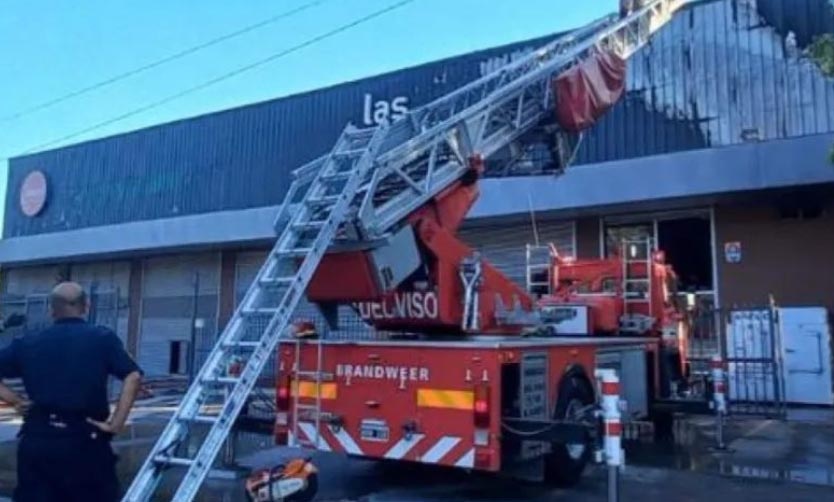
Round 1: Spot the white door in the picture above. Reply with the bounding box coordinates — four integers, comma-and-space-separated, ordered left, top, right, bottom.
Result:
779, 307, 833, 406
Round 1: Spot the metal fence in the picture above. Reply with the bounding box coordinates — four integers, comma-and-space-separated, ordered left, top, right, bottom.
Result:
686, 304, 786, 419
0, 286, 126, 399
0, 285, 123, 337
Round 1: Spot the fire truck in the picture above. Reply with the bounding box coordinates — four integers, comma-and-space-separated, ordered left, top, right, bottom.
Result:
269, 1, 691, 496
123, 2, 693, 502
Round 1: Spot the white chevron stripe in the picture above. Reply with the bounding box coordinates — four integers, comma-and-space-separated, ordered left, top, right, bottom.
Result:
384, 434, 425, 459
298, 423, 332, 451
331, 426, 364, 455
454, 448, 475, 468
421, 436, 461, 464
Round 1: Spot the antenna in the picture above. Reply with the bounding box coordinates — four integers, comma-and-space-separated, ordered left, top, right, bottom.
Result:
528, 192, 540, 247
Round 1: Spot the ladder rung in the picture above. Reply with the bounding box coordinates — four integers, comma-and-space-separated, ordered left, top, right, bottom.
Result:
223, 340, 261, 349
295, 403, 319, 410
154, 456, 193, 467
321, 171, 351, 181
202, 376, 240, 385
334, 148, 367, 157
305, 195, 339, 207
259, 276, 294, 287
189, 415, 219, 425
280, 247, 313, 258
242, 307, 278, 316
292, 221, 326, 231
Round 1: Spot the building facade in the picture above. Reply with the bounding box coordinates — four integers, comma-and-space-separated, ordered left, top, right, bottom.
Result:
1, 0, 833, 376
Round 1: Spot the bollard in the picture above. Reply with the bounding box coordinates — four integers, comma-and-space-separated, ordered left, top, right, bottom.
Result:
595, 369, 623, 502
711, 355, 727, 450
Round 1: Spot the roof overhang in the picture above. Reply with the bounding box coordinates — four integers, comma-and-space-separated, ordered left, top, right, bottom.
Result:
1, 133, 832, 266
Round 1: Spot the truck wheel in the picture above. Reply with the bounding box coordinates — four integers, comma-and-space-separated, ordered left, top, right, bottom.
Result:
543, 374, 594, 487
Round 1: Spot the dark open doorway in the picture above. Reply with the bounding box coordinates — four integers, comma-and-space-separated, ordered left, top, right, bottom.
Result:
657, 216, 713, 292
169, 340, 186, 375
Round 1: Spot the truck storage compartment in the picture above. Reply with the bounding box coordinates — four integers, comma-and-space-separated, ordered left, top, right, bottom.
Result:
275, 342, 503, 471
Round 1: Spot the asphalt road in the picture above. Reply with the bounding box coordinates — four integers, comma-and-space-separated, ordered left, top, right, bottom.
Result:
2, 398, 834, 501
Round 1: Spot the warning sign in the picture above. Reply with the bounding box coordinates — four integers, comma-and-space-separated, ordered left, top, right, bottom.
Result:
724, 242, 742, 264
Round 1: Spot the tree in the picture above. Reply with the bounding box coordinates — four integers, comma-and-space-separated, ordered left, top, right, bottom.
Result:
807, 34, 834, 163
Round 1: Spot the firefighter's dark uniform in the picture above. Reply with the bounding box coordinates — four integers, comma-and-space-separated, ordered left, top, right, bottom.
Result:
0, 317, 142, 502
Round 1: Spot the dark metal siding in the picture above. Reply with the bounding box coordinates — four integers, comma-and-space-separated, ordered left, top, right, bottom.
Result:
4, 33, 555, 238
6, 0, 834, 238
574, 0, 834, 164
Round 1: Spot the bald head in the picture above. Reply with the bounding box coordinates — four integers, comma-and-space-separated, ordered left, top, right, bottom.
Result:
50, 281, 88, 319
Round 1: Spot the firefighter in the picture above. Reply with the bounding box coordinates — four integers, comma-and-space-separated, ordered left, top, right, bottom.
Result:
0, 282, 143, 502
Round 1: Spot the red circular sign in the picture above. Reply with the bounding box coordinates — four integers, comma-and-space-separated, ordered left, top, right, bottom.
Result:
20, 170, 48, 217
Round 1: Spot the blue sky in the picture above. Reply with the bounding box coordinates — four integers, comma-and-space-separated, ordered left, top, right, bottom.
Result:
0, 0, 616, 229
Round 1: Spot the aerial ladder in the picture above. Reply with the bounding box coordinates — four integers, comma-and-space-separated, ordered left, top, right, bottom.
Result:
121, 2, 688, 500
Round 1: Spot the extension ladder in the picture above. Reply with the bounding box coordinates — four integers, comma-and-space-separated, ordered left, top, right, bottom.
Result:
122, 2, 688, 500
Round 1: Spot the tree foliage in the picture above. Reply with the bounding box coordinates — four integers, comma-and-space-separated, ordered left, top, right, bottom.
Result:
808, 34, 834, 77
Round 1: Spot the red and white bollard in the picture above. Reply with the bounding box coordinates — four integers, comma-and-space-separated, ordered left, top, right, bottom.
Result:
711, 355, 727, 450
595, 369, 624, 502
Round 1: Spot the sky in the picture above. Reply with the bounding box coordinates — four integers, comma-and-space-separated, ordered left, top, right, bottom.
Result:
0, 0, 617, 229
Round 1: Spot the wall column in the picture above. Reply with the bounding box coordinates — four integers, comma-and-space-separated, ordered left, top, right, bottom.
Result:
217, 250, 237, 331
126, 259, 143, 357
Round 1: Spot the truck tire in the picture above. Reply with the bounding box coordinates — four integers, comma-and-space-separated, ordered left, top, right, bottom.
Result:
543, 373, 594, 487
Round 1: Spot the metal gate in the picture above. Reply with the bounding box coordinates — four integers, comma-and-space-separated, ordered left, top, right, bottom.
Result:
0, 286, 125, 398
687, 304, 786, 418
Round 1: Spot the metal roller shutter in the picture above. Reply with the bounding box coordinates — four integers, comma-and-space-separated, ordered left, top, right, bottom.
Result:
233, 219, 575, 342
459, 219, 575, 287
235, 250, 326, 326
70, 261, 131, 343
2, 266, 62, 295
139, 252, 220, 377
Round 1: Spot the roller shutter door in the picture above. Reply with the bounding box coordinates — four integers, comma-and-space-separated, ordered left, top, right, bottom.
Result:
2, 265, 63, 295
458, 219, 575, 288
70, 261, 131, 344
139, 253, 220, 377
235, 249, 327, 325
235, 250, 372, 341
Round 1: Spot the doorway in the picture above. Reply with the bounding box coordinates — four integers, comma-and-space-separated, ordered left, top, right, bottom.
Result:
657, 217, 712, 293
602, 210, 716, 303
169, 341, 188, 375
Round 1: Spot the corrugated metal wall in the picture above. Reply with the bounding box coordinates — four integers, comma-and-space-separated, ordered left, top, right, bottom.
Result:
233, 219, 575, 339
459, 220, 575, 287
3, 32, 554, 238
138, 253, 220, 376
5, 0, 833, 238
575, 0, 834, 163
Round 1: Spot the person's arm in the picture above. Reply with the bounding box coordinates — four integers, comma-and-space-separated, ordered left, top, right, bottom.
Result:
0, 382, 28, 414
88, 370, 141, 434
0, 340, 29, 416
87, 331, 144, 435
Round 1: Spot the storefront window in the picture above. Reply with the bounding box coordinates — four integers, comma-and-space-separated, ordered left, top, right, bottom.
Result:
604, 223, 653, 257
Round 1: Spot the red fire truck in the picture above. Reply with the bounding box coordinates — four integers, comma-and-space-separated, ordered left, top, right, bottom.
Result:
268, 1, 692, 493
123, 4, 694, 502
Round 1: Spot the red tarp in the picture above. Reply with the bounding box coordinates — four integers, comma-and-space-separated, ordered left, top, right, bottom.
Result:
553, 49, 627, 132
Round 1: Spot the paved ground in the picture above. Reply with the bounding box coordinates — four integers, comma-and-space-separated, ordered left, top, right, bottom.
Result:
0, 399, 833, 501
